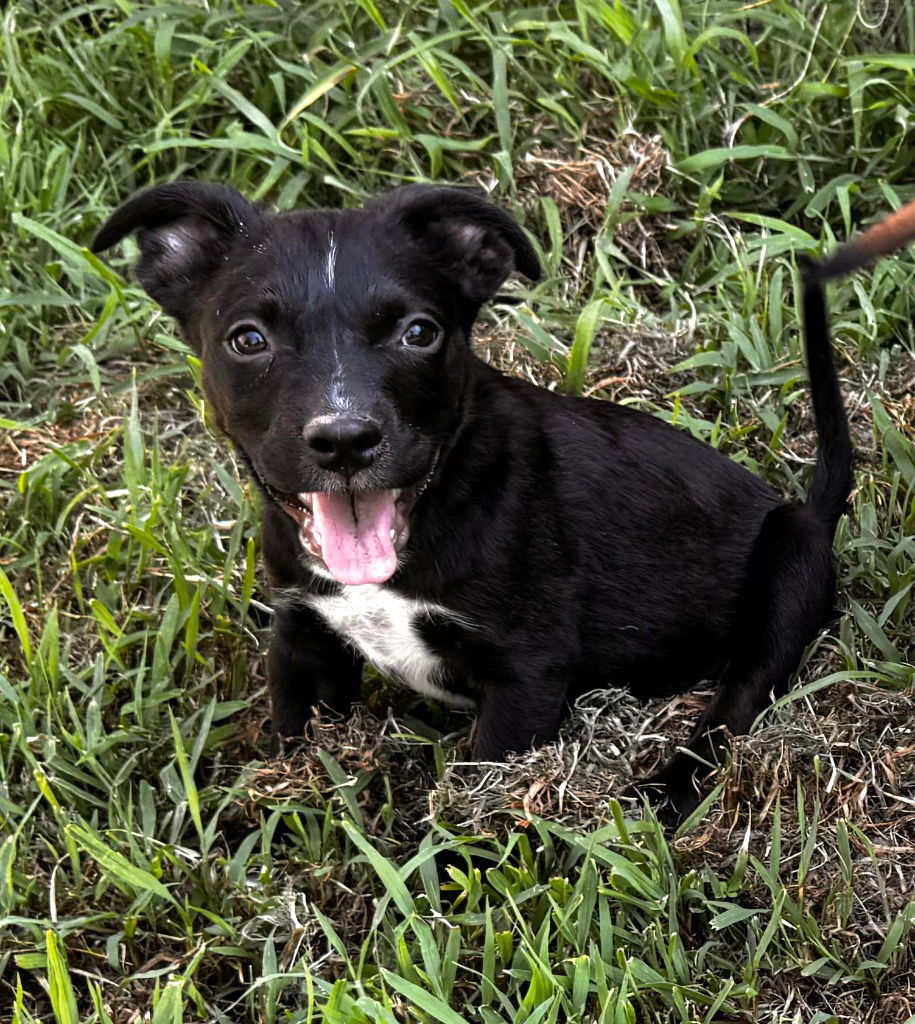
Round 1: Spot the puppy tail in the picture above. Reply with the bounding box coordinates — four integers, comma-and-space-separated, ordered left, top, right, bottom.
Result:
800, 271, 853, 531
801, 196, 915, 529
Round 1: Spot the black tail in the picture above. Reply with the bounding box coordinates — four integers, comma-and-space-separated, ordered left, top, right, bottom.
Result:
800, 269, 853, 530
800, 196, 915, 529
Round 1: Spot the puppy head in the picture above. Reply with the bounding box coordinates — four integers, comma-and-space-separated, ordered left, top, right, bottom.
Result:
93, 182, 540, 585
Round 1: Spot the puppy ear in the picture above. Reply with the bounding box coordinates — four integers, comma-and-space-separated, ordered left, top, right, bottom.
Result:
92, 182, 260, 332
385, 185, 541, 303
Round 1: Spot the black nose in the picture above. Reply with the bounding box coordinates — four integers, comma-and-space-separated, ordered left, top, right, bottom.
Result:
303, 415, 383, 473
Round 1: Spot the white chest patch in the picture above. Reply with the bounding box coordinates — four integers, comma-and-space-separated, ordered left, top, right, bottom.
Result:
305, 585, 474, 707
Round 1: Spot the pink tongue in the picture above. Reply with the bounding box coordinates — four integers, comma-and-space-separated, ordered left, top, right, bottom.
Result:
310, 490, 398, 585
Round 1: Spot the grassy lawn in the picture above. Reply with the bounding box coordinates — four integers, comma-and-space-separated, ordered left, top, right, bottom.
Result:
2, 1, 915, 1021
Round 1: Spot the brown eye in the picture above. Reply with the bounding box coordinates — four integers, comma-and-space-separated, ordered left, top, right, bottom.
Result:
401, 319, 441, 350
229, 327, 268, 356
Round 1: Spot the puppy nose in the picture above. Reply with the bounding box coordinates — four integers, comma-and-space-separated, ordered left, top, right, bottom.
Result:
303, 415, 382, 473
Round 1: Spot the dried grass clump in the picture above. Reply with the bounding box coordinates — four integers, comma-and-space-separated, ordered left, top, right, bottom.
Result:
675, 679, 915, 1023
245, 703, 462, 837
472, 130, 703, 419
473, 305, 693, 404
244, 688, 700, 839
0, 399, 112, 476
242, 669, 915, 1016
686, 680, 915, 903
472, 321, 565, 391
464, 128, 674, 289
585, 321, 693, 398
515, 131, 669, 257
242, 705, 455, 960
431, 688, 689, 831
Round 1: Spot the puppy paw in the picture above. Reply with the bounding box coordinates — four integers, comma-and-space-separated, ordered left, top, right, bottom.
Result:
630, 762, 706, 827
268, 709, 309, 740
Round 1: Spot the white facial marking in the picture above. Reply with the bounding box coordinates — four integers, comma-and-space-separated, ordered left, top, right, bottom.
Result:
326, 341, 356, 412
303, 412, 347, 434
324, 231, 337, 291
303, 585, 475, 707
330, 360, 351, 410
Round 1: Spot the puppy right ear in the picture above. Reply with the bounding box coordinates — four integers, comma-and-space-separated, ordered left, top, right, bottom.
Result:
92, 182, 260, 332
378, 185, 541, 306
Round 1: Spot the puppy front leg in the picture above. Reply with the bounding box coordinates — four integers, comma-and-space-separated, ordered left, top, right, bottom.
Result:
471, 679, 567, 761
268, 604, 364, 737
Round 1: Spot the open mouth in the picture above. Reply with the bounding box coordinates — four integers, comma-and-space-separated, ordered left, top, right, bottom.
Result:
268, 455, 439, 586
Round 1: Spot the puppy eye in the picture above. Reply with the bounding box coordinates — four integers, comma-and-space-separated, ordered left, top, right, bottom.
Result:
401, 319, 441, 350
229, 327, 268, 356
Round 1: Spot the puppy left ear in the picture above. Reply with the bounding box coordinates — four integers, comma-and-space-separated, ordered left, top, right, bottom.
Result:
91, 182, 261, 337
383, 185, 541, 303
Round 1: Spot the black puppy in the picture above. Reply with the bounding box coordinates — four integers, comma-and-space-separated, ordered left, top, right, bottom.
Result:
93, 183, 907, 817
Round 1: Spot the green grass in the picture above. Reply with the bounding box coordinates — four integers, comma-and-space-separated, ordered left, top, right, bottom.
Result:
2, 1, 915, 1021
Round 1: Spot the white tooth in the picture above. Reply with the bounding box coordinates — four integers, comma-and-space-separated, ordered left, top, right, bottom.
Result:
393, 489, 402, 500
390, 528, 396, 540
